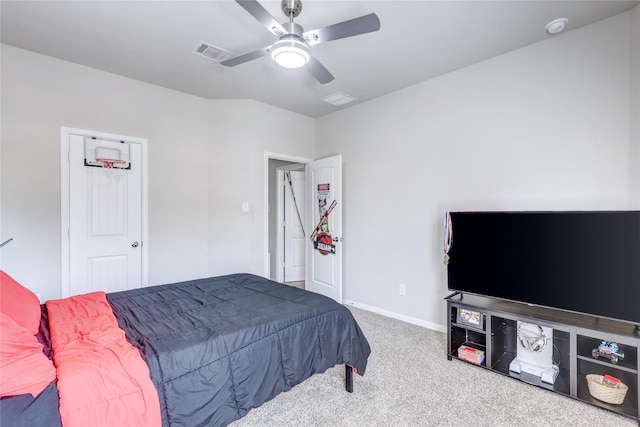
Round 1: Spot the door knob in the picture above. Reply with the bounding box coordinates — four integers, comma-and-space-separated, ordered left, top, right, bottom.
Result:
131, 241, 139, 248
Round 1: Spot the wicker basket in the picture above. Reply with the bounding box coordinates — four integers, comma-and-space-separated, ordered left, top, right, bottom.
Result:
586, 374, 628, 405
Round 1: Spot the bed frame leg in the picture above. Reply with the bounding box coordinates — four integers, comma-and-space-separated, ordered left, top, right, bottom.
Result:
345, 364, 353, 393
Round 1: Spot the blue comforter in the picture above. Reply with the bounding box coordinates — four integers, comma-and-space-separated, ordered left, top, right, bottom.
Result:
108, 273, 371, 426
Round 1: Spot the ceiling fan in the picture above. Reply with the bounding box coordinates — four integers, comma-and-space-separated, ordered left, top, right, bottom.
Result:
221, 0, 381, 84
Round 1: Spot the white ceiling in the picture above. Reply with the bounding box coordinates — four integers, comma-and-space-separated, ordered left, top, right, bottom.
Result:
1, 1, 638, 118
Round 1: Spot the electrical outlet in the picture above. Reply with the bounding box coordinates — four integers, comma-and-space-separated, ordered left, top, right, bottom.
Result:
399, 283, 406, 296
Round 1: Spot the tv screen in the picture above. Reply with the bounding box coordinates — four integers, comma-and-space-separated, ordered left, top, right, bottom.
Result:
446, 211, 640, 326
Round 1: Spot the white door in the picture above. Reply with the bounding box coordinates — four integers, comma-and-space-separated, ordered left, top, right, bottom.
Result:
284, 170, 305, 282
306, 155, 342, 303
63, 131, 146, 296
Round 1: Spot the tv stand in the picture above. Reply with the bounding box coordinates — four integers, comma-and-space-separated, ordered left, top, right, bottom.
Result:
444, 291, 461, 300
447, 294, 640, 423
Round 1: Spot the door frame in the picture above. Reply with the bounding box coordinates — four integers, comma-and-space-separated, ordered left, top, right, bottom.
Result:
60, 126, 149, 297
275, 165, 305, 283
263, 152, 312, 279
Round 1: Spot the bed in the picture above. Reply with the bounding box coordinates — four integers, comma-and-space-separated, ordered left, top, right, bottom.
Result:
0, 272, 371, 427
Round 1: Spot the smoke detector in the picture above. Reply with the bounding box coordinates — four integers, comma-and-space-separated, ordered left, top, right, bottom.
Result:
546, 18, 569, 35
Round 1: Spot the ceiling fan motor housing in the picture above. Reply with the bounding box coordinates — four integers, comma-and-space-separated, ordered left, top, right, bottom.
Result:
282, 22, 304, 37
281, 0, 302, 18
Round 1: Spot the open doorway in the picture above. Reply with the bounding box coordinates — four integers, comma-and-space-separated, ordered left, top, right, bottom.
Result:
265, 153, 344, 302
277, 166, 306, 287
265, 154, 310, 288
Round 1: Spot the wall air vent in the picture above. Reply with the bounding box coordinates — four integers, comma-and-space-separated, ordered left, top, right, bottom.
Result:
193, 42, 232, 63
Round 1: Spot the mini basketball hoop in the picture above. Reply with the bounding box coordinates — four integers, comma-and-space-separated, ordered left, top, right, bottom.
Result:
95, 157, 127, 180
84, 138, 131, 181
96, 158, 127, 169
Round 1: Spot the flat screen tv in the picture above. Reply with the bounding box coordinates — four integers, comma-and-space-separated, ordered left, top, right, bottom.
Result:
445, 211, 640, 327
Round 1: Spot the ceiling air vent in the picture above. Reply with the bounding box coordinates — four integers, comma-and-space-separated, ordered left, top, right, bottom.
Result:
321, 92, 357, 107
193, 42, 232, 63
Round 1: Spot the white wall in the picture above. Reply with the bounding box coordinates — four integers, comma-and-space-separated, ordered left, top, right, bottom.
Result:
0, 45, 316, 300
0, 45, 210, 300
316, 11, 639, 330
206, 100, 315, 278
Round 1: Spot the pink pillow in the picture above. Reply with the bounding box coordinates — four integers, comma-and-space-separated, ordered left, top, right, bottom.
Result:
0, 270, 41, 335
0, 312, 56, 397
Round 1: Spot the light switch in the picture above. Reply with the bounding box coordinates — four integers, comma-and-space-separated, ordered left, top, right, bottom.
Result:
242, 202, 249, 213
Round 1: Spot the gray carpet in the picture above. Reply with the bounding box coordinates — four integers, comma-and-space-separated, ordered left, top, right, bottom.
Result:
233, 307, 637, 426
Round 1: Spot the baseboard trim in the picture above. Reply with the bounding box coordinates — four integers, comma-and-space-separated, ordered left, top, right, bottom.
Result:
343, 299, 447, 334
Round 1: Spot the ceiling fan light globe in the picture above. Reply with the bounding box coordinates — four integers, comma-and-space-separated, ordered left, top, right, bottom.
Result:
273, 49, 308, 68
271, 39, 309, 69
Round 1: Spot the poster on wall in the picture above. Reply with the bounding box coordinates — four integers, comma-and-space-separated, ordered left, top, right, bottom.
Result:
313, 183, 336, 255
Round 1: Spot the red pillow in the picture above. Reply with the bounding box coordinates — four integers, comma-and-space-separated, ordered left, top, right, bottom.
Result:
0, 270, 41, 335
0, 312, 56, 397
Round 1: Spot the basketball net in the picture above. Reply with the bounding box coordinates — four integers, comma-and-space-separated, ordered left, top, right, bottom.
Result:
96, 158, 126, 181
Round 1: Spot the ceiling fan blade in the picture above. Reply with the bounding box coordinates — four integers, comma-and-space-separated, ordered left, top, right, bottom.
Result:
236, 0, 286, 35
307, 57, 334, 84
303, 13, 380, 45
221, 47, 270, 67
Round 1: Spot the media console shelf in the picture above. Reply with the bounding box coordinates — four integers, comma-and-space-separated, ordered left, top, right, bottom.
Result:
446, 294, 640, 423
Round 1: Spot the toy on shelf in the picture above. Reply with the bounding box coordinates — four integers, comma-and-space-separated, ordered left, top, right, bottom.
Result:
591, 340, 625, 365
